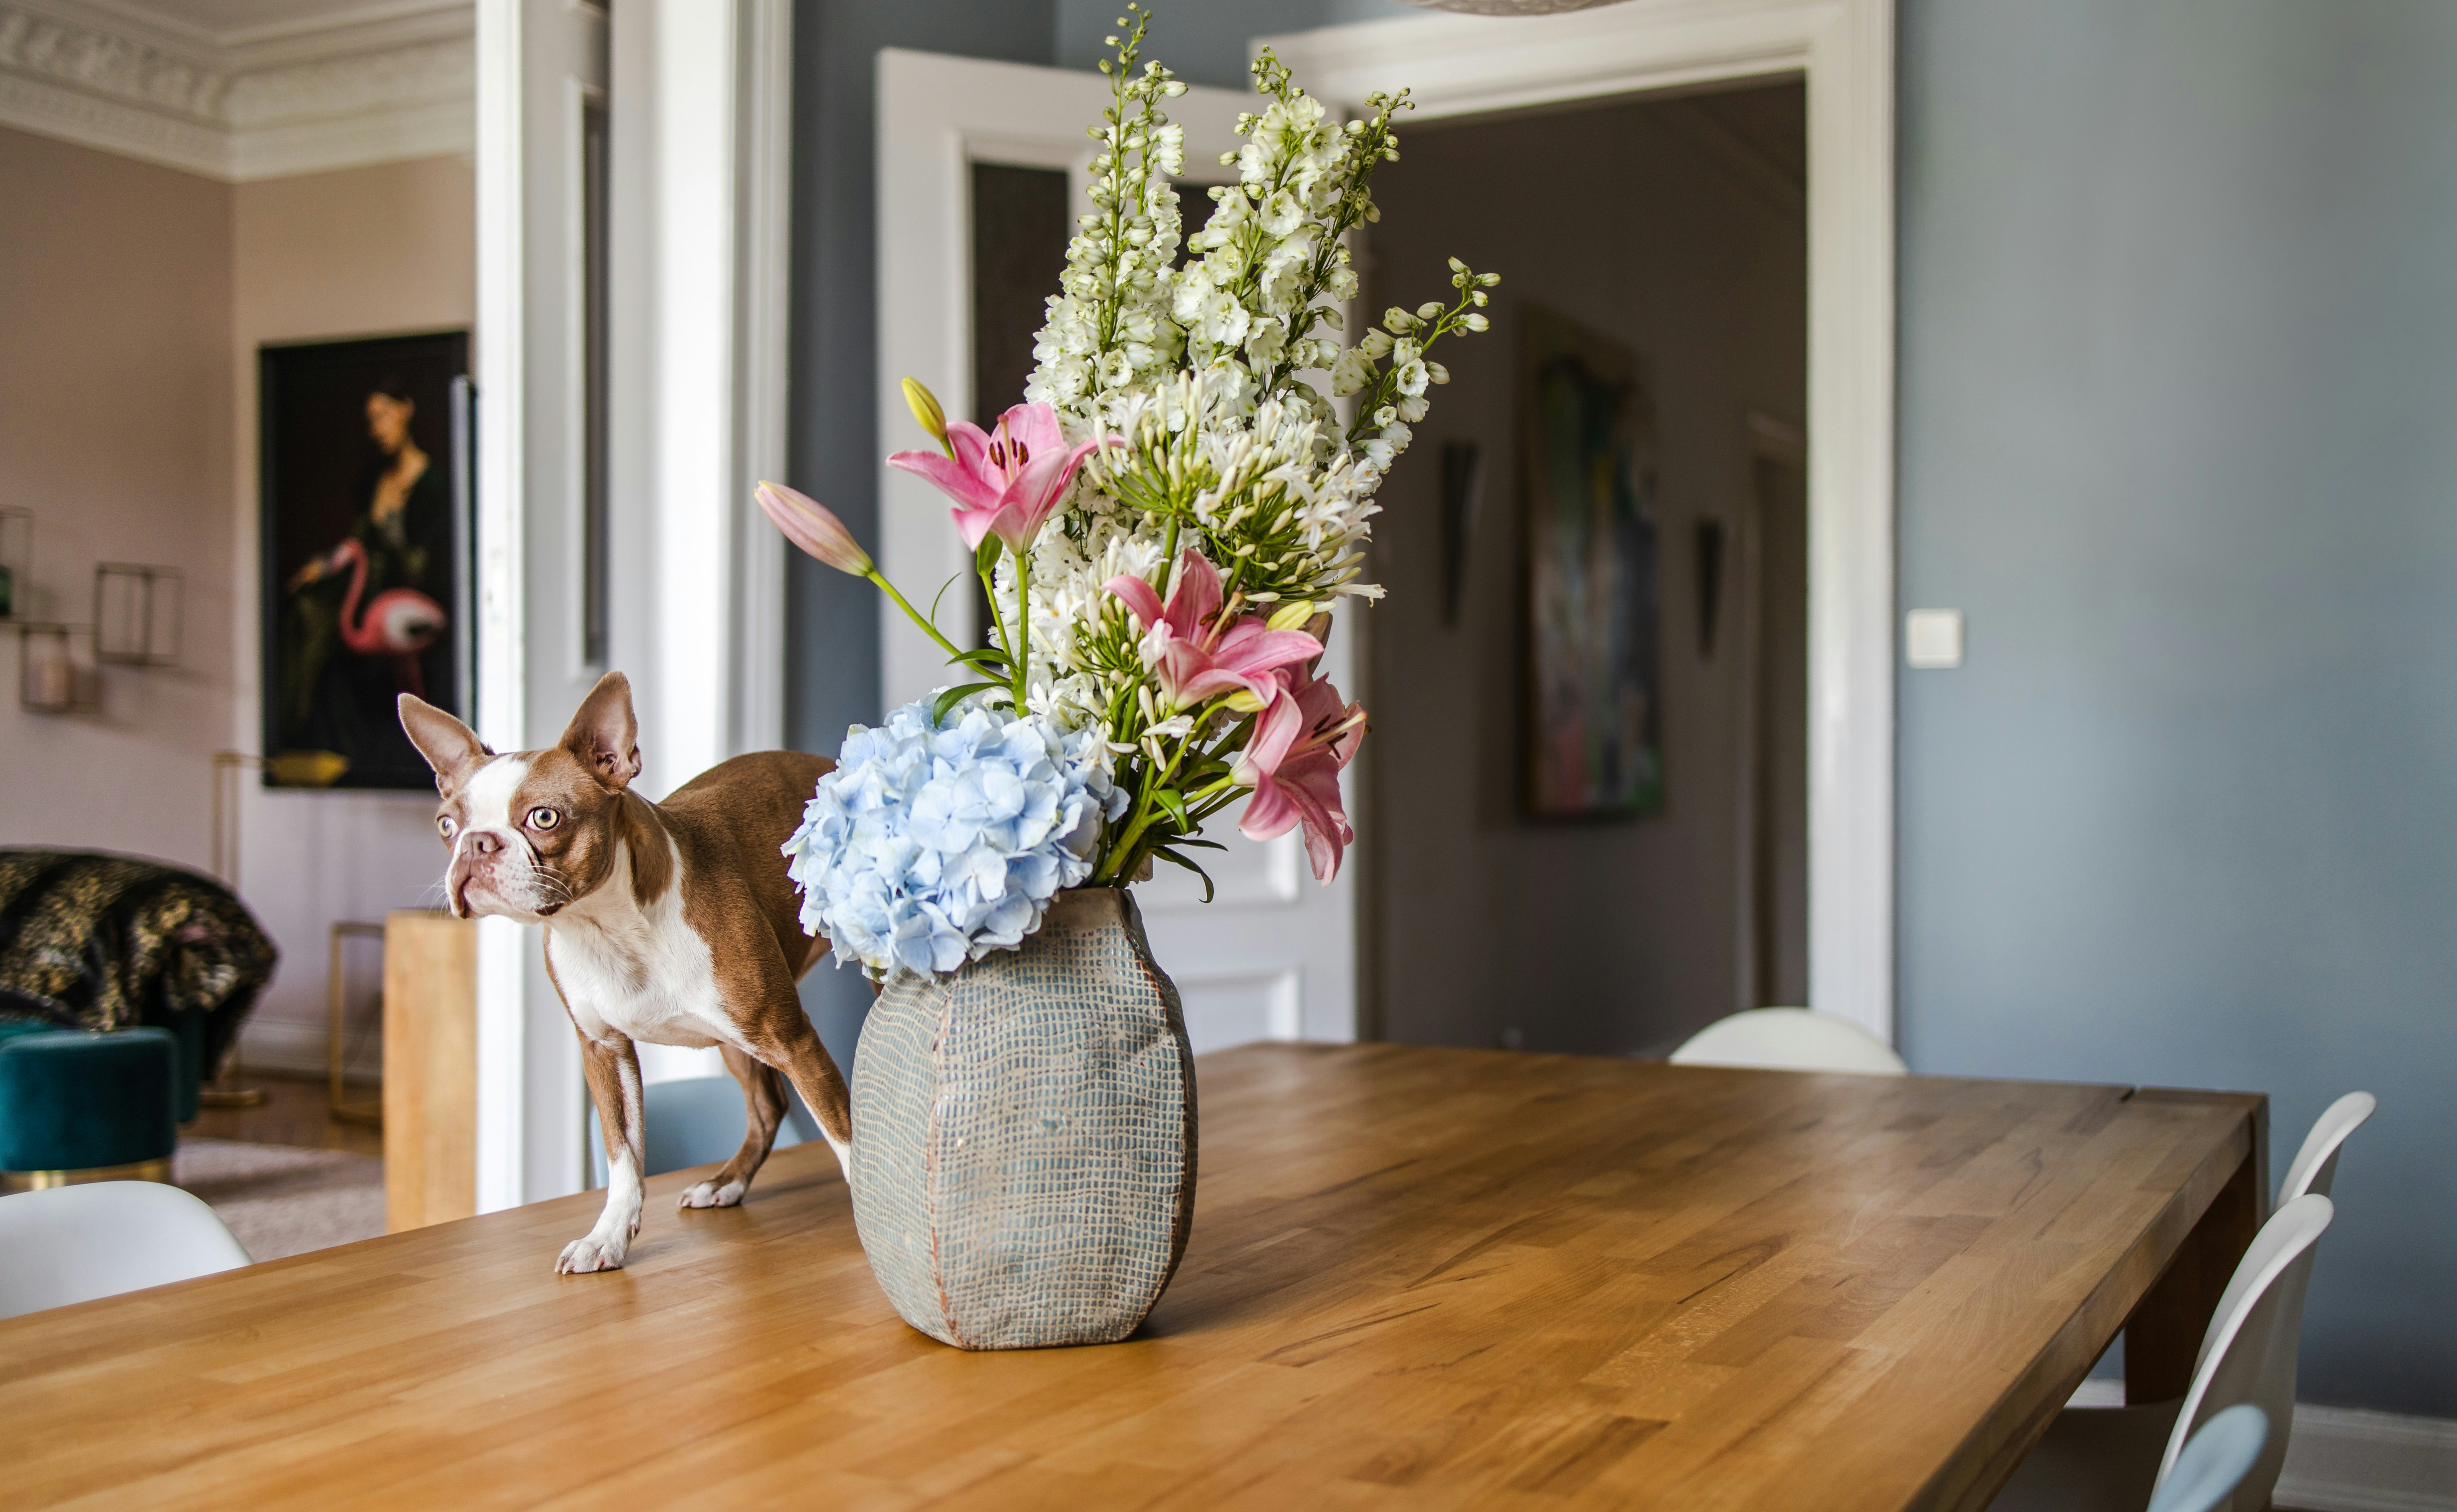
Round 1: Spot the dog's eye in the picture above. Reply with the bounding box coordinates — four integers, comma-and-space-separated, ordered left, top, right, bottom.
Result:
528, 807, 560, 831
437, 816, 456, 839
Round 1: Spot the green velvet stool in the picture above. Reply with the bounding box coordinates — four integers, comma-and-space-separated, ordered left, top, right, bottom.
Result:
0, 1026, 179, 1192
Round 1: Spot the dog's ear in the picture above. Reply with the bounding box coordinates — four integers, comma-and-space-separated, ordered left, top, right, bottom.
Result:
398, 694, 491, 792
560, 670, 642, 790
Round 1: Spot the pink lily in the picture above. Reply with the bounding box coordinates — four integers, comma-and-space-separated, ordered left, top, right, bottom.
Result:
754, 481, 871, 575
1104, 550, 1321, 709
1235, 663, 1366, 884
886, 400, 1100, 551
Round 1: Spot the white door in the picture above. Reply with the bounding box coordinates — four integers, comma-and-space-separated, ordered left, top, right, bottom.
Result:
875, 50, 1357, 1050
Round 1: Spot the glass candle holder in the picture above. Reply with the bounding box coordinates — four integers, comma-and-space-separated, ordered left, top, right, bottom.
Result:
18, 623, 83, 712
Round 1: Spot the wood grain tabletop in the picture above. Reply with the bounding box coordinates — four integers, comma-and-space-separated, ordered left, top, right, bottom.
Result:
0, 1043, 2262, 1512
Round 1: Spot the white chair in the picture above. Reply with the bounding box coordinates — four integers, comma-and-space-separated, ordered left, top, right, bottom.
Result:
2277, 1090, 2374, 1204
587, 1074, 806, 1187
0, 1181, 251, 1320
1668, 1008, 1909, 1076
2144, 1405, 2268, 1512
1990, 1194, 2335, 1512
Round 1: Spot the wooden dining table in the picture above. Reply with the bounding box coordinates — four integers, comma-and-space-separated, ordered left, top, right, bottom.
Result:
1, 1044, 2262, 1511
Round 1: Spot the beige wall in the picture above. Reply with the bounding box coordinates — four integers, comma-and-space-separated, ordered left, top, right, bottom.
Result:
232, 155, 476, 1073
0, 131, 472, 1075
0, 128, 235, 869
1364, 88, 1808, 1057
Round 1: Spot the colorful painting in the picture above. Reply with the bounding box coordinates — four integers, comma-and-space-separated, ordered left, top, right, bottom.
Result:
258, 331, 470, 790
1521, 306, 1663, 818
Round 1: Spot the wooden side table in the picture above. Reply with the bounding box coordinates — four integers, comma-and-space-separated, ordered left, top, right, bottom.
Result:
326, 921, 386, 1127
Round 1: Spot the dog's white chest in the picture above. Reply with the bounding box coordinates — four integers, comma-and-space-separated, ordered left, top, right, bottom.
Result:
545, 851, 733, 1051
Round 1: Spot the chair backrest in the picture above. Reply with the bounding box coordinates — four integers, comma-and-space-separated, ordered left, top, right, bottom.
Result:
2145, 1404, 2268, 1512
2277, 1091, 2374, 1204
1668, 1008, 1910, 1077
587, 1074, 803, 1186
0, 1181, 250, 1319
2153, 1194, 2334, 1511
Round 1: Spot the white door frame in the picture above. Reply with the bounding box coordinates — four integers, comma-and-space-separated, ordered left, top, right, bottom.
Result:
474, 0, 796, 1206
1264, 0, 1899, 1043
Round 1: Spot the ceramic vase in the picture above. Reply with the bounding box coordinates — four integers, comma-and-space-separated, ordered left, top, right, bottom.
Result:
848, 886, 1197, 1349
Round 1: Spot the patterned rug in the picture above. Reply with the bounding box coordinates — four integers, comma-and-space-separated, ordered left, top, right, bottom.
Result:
173, 1138, 384, 1262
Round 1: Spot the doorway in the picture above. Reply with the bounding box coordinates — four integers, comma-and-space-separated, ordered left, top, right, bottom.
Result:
1359, 83, 1810, 1056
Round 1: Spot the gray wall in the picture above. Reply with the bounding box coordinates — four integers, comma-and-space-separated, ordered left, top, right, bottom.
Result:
1053, 0, 1416, 89
1364, 91, 1806, 1057
1897, 0, 2457, 1414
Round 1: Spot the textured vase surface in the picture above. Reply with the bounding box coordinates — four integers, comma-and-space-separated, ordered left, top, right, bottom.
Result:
848, 886, 1197, 1349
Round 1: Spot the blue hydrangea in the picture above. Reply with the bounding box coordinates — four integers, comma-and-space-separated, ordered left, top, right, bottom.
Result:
783, 695, 1129, 977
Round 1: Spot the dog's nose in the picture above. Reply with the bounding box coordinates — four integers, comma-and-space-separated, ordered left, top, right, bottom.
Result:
467, 830, 502, 856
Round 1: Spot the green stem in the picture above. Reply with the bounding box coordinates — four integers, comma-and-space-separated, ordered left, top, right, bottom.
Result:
979, 558, 1013, 685
1009, 545, 1032, 710
1096, 707, 1234, 883
866, 568, 969, 665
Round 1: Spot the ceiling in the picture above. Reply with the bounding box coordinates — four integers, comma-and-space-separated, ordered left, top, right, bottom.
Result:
73, 0, 463, 48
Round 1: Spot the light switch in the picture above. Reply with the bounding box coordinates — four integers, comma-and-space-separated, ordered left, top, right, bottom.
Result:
1905, 608, 1963, 669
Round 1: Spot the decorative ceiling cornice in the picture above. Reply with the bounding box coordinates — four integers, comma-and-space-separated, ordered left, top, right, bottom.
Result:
0, 0, 471, 181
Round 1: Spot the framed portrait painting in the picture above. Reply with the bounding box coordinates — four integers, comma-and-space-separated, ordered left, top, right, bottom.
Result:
1520, 305, 1665, 819
259, 331, 471, 791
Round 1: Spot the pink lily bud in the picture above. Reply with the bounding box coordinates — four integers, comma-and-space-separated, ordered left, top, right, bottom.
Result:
755, 480, 872, 576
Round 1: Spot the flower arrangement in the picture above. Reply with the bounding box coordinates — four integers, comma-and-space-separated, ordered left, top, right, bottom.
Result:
762, 9, 1495, 977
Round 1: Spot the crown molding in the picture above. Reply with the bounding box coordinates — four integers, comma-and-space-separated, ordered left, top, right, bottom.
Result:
0, 0, 471, 181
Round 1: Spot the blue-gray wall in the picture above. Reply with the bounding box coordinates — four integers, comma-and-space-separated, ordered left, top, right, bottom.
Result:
1052, 0, 1414, 88
1898, 0, 2457, 1415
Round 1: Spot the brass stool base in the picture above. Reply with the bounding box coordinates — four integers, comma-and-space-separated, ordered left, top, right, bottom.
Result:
1, 1157, 174, 1193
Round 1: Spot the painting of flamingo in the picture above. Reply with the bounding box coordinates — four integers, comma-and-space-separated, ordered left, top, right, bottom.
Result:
323, 536, 447, 700
260, 331, 469, 790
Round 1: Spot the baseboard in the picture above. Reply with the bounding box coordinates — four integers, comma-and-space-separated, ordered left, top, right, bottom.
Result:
2056, 1384, 2453, 1511
2276, 1405, 2457, 1512
233, 1018, 381, 1081
2066, 1378, 2126, 1408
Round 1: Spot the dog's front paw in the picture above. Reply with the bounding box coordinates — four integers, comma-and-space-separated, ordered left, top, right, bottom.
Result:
678, 1178, 747, 1210
556, 1233, 628, 1274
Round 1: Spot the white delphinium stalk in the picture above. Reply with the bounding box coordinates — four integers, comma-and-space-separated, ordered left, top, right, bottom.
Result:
1026, 14, 1186, 429
1007, 12, 1496, 886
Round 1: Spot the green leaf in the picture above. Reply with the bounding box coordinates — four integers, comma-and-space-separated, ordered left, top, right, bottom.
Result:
1171, 836, 1226, 852
932, 681, 1000, 722
926, 571, 963, 628
1153, 787, 1192, 831
1150, 846, 1216, 904
949, 647, 1012, 674
975, 535, 1005, 577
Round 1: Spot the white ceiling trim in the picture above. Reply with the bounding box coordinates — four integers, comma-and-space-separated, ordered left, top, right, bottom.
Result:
0, 0, 471, 180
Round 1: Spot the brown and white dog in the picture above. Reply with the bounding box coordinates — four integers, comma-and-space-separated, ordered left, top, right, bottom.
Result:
397, 672, 851, 1274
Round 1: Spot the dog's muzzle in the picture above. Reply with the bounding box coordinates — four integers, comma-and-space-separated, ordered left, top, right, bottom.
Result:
448, 830, 534, 919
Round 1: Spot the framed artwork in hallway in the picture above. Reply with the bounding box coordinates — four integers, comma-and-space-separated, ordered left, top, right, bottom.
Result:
257, 330, 471, 791
1520, 304, 1664, 819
